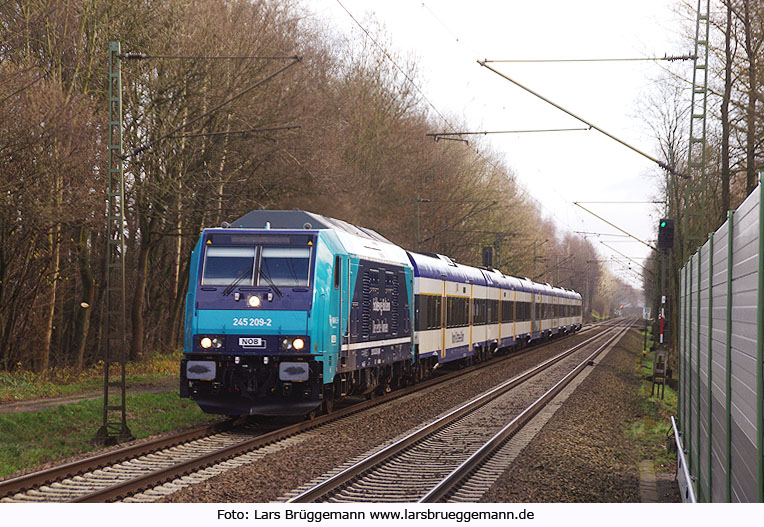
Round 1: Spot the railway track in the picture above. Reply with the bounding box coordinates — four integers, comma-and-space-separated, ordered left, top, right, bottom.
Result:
284, 319, 634, 503
0, 320, 622, 503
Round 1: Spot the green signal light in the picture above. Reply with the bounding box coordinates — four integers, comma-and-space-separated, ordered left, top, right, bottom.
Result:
660, 220, 666, 228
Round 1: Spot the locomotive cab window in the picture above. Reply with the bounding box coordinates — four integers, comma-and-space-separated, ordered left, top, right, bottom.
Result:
334, 256, 341, 289
259, 247, 311, 287
201, 246, 256, 286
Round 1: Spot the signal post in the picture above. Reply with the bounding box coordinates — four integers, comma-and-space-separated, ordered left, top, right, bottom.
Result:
656, 218, 674, 398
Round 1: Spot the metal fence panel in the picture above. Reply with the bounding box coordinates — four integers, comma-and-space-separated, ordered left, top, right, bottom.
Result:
689, 253, 699, 478
678, 185, 763, 502
681, 263, 689, 445
710, 219, 730, 502
699, 240, 712, 498
729, 189, 760, 502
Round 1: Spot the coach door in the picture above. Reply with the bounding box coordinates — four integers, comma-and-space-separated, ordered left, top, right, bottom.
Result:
440, 280, 447, 359
531, 294, 540, 335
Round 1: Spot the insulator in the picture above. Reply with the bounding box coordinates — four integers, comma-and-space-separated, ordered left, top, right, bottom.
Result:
120, 53, 149, 60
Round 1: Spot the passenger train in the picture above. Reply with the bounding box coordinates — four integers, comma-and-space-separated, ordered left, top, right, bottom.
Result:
180, 210, 582, 416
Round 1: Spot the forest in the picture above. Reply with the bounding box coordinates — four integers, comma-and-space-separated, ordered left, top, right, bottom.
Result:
0, 0, 639, 373
642, 0, 764, 349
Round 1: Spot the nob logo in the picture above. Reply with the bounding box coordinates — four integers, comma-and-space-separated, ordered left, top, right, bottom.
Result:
239, 337, 264, 348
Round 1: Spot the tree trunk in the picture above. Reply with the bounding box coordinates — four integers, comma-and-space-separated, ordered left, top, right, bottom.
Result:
74, 226, 95, 370
743, 0, 759, 195
215, 112, 233, 226
130, 219, 153, 361
41, 161, 63, 373
721, 1, 733, 217
168, 260, 190, 349
41, 222, 61, 373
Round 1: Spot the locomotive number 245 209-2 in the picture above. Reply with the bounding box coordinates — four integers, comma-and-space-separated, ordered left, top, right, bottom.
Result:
232, 317, 272, 327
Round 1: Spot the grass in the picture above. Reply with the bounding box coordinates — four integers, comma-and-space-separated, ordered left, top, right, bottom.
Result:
625, 324, 679, 472
0, 350, 180, 403
0, 391, 214, 479
0, 350, 218, 478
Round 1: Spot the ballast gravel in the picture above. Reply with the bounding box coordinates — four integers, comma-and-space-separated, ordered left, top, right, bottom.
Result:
162, 331, 604, 503
483, 330, 679, 503
161, 327, 679, 503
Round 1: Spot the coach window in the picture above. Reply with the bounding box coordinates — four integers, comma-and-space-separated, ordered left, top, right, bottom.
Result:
417, 296, 442, 330
488, 300, 498, 323
432, 297, 442, 329
501, 300, 512, 322
471, 298, 482, 325
447, 297, 468, 328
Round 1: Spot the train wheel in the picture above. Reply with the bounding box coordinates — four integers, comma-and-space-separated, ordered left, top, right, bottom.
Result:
322, 396, 334, 415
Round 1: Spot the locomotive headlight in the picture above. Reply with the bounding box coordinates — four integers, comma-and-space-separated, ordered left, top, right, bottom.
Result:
200, 336, 223, 349
248, 295, 261, 308
280, 337, 308, 351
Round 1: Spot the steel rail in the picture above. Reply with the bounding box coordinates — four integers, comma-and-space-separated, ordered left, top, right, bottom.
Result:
2, 320, 601, 502
1, 338, 536, 499
419, 321, 633, 502
0, 418, 236, 499
69, 326, 590, 503
286, 323, 625, 503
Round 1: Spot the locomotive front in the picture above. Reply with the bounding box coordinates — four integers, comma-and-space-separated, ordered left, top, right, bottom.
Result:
180, 226, 326, 416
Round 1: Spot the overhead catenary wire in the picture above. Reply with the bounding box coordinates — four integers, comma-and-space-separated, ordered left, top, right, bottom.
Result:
417, 1, 678, 246
483, 54, 697, 63
574, 231, 633, 238
119, 53, 300, 61
574, 200, 666, 204
334, 0, 453, 129
168, 125, 301, 139
478, 60, 688, 179
573, 202, 657, 251
125, 57, 301, 158
600, 241, 654, 275
335, 0, 584, 237
426, 127, 590, 141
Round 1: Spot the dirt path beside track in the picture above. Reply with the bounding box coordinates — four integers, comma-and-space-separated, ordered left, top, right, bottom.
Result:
0, 380, 176, 414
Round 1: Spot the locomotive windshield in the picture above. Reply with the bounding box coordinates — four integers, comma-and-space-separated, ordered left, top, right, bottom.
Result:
259, 247, 311, 287
200, 244, 312, 287
202, 246, 256, 286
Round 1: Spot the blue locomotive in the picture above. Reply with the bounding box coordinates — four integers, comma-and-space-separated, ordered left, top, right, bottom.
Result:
180, 210, 582, 417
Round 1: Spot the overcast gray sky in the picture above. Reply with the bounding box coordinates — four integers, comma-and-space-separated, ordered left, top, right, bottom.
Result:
306, 0, 693, 291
